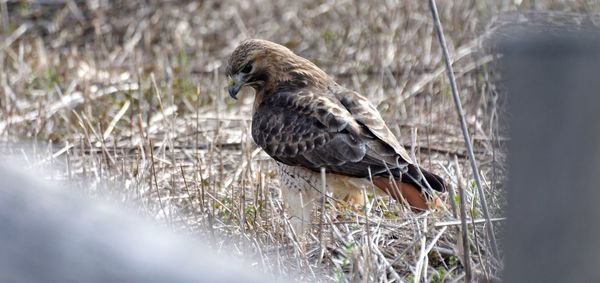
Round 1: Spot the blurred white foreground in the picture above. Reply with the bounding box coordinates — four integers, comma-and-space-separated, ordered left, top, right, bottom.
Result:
0, 163, 277, 283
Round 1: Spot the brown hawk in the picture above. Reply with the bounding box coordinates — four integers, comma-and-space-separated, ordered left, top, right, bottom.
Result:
226, 39, 445, 232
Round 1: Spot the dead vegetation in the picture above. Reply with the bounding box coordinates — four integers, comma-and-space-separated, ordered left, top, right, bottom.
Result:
1, 0, 598, 282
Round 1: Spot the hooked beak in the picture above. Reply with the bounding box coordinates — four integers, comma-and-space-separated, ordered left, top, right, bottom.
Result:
227, 74, 245, 100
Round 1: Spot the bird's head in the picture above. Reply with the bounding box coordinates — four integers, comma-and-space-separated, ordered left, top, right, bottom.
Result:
225, 39, 329, 100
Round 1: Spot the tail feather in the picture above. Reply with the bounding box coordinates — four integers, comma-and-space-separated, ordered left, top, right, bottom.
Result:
373, 165, 446, 211
420, 167, 447, 192
372, 177, 429, 211
401, 165, 446, 193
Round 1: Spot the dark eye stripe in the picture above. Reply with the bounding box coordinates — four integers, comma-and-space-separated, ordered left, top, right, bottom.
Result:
241, 63, 252, 74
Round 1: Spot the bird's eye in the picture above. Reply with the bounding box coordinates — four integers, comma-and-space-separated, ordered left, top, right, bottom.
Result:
241, 63, 252, 74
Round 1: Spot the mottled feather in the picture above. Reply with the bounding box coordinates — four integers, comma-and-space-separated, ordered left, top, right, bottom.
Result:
252, 86, 413, 179
226, 39, 446, 225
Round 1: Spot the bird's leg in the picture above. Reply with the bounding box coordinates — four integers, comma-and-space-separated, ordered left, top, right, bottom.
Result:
277, 164, 321, 234
281, 184, 317, 234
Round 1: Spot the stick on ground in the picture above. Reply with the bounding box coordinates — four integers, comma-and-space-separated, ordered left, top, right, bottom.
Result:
427, 0, 500, 260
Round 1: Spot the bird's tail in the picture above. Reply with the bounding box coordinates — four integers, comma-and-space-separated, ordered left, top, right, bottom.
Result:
402, 165, 446, 193
373, 165, 446, 211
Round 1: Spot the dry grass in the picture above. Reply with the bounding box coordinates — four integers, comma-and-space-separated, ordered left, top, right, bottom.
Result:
1, 0, 598, 282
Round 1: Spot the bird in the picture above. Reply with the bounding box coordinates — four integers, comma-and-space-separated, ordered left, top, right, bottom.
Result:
226, 39, 446, 232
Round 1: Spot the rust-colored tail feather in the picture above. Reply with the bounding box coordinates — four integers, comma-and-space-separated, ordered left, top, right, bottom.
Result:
402, 165, 446, 193
374, 166, 446, 211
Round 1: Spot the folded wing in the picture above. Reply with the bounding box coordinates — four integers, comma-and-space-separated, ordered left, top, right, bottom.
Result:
252, 87, 412, 178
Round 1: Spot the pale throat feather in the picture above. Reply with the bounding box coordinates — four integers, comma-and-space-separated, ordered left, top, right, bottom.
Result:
252, 91, 264, 114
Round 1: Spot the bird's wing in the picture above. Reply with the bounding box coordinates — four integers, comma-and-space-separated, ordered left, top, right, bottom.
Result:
252, 88, 411, 178
332, 87, 414, 164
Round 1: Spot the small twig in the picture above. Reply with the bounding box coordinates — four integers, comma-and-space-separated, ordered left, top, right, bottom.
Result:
425, 226, 448, 255
1, 23, 29, 50
318, 167, 327, 262
102, 100, 130, 140
30, 143, 74, 168
428, 0, 500, 259
454, 155, 473, 282
149, 139, 171, 225
179, 164, 198, 216
447, 175, 458, 219
414, 217, 429, 282
435, 217, 506, 228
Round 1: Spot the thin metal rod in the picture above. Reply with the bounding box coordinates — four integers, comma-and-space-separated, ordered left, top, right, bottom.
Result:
427, 0, 500, 259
